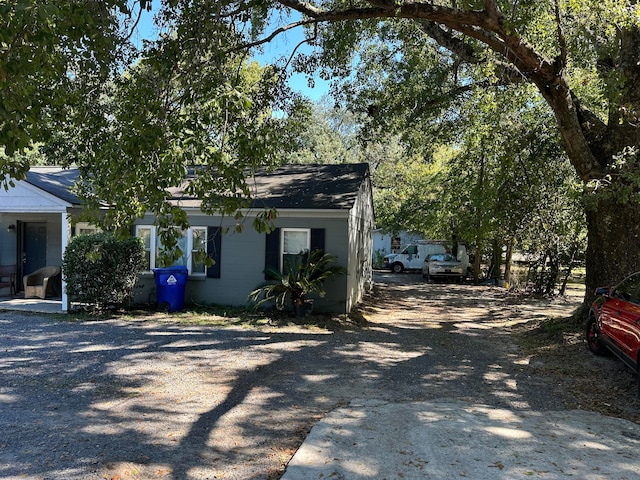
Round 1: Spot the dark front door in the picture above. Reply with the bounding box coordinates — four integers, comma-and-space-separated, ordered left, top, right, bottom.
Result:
18, 222, 47, 291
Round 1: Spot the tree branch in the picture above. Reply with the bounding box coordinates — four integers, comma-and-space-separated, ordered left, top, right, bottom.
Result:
554, 0, 568, 69
272, 0, 603, 180
233, 19, 312, 52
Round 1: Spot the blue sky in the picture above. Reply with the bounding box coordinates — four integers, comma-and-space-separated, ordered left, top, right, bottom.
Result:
252, 31, 331, 101
134, 6, 330, 101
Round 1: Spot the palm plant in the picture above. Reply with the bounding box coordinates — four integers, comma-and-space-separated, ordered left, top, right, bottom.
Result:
248, 249, 347, 312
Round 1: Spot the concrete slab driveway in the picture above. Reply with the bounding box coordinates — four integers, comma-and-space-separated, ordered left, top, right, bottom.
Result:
1, 272, 639, 479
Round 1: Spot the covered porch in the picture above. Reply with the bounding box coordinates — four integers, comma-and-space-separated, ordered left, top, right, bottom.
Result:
0, 168, 84, 312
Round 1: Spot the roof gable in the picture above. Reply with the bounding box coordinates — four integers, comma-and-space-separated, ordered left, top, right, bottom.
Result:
0, 174, 74, 212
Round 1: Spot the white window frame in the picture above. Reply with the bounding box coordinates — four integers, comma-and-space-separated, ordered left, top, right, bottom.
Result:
74, 222, 100, 236
190, 227, 207, 275
135, 225, 207, 276
135, 225, 156, 273
280, 228, 310, 271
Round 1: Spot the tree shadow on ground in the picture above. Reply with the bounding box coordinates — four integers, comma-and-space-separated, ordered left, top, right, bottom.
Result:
0, 274, 590, 479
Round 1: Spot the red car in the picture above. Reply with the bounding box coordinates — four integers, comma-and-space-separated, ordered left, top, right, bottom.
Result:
586, 272, 640, 395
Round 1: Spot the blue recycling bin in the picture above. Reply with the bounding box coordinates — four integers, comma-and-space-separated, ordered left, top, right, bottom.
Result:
153, 266, 188, 312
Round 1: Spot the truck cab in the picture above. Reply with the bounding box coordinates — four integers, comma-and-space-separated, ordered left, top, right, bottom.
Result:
384, 243, 447, 273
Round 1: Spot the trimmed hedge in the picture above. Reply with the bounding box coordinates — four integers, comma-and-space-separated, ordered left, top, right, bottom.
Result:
62, 232, 145, 309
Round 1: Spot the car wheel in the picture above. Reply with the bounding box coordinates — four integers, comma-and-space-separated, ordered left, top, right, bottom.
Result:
586, 314, 607, 355
392, 263, 403, 273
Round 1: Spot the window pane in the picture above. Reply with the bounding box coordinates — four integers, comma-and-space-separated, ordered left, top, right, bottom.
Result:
139, 228, 152, 250
193, 228, 207, 251
171, 232, 188, 267
157, 229, 188, 268
614, 273, 640, 303
191, 228, 206, 274
283, 230, 308, 254
282, 229, 309, 274
136, 227, 153, 271
283, 253, 303, 274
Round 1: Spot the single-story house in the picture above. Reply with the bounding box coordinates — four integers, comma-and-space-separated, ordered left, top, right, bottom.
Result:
0, 163, 374, 313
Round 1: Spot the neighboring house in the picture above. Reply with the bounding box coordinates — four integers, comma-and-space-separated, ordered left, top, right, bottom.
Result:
0, 163, 374, 313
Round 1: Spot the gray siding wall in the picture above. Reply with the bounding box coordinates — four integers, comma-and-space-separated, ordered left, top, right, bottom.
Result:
0, 214, 18, 267
132, 213, 351, 312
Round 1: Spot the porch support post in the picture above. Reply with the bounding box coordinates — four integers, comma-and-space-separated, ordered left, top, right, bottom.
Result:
61, 212, 69, 312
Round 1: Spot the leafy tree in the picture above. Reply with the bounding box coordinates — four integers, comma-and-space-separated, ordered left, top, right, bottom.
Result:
0, 143, 54, 193
289, 97, 365, 164
42, 2, 308, 260
0, 0, 143, 157
2, 1, 309, 262
368, 81, 585, 289
231, 0, 637, 309
445, 86, 585, 287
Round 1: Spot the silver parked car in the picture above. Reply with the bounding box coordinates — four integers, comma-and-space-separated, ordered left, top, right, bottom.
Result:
422, 253, 465, 282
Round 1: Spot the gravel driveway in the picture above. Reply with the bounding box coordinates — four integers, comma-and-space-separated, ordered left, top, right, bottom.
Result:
0, 272, 626, 479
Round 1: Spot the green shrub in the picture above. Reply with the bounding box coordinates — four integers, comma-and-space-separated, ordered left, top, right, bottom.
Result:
248, 249, 347, 312
62, 232, 145, 309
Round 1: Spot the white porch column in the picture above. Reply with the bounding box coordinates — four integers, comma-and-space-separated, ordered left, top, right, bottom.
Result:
61, 212, 70, 312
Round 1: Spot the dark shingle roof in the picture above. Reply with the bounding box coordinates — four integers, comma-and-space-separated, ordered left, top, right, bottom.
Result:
247, 163, 369, 210
26, 167, 81, 205
25, 163, 370, 211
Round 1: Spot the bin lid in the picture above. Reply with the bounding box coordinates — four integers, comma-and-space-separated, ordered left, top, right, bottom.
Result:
153, 266, 189, 274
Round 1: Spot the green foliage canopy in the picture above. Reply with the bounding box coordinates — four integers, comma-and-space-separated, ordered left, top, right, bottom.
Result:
0, 0, 143, 156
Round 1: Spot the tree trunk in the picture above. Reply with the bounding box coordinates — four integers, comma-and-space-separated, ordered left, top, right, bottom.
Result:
579, 24, 640, 314
503, 237, 513, 287
473, 240, 482, 283
584, 196, 640, 306
491, 238, 502, 281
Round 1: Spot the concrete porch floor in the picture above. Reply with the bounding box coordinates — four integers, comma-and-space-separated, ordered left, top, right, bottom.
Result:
0, 296, 63, 314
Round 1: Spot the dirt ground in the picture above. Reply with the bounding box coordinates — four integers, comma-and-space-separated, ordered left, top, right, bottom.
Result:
369, 271, 640, 424
2, 270, 639, 480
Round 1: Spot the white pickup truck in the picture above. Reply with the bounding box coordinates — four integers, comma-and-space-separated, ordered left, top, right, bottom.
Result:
383, 242, 447, 273
384, 242, 470, 275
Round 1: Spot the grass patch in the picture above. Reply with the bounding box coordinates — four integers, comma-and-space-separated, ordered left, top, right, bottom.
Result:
60, 302, 366, 331
516, 316, 582, 354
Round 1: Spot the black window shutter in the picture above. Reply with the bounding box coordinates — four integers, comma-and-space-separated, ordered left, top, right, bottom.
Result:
207, 227, 222, 278
310, 228, 325, 253
265, 228, 280, 280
